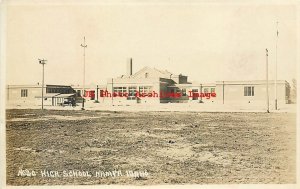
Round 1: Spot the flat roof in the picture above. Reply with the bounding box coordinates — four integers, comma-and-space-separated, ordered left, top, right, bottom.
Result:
35, 93, 60, 98
215, 80, 288, 85
7, 84, 73, 88
54, 94, 76, 98
35, 93, 76, 98
175, 83, 216, 87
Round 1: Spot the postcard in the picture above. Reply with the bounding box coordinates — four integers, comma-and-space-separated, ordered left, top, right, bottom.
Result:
0, 0, 298, 189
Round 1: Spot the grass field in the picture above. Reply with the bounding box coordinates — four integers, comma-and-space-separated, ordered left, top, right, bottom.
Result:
6, 109, 296, 185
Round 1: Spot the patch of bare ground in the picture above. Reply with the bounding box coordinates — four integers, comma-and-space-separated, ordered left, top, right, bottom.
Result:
6, 109, 296, 185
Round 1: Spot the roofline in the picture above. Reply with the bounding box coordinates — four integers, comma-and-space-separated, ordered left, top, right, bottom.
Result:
7, 84, 72, 88
215, 80, 288, 84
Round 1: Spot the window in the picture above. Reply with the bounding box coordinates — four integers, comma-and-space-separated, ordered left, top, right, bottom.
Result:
182, 88, 187, 96
192, 89, 198, 100
128, 86, 137, 100
113, 87, 127, 95
21, 89, 28, 97
244, 86, 254, 96
139, 86, 152, 94
204, 88, 209, 93
128, 87, 137, 97
211, 88, 215, 93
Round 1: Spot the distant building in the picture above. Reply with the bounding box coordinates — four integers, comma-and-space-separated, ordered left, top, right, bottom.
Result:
6, 61, 291, 109
72, 85, 97, 101
98, 60, 291, 107
101, 65, 193, 104
6, 84, 77, 106
215, 80, 290, 106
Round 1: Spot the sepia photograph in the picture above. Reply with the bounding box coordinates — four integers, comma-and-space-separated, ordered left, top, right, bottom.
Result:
0, 0, 299, 188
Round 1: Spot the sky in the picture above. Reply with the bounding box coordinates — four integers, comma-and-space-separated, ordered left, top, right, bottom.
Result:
4, 1, 298, 86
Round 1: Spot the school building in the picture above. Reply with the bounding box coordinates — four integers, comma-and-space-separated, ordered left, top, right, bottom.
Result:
98, 59, 291, 107
6, 60, 291, 108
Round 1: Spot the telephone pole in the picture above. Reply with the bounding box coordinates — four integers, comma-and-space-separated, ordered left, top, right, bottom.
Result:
38, 59, 47, 110
266, 49, 270, 113
81, 36, 87, 110
275, 21, 279, 110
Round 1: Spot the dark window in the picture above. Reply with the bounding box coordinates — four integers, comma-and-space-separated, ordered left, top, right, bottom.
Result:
21, 89, 28, 97
244, 86, 254, 96
192, 89, 198, 100
127, 86, 137, 100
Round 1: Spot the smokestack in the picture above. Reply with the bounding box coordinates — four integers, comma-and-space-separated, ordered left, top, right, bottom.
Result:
127, 58, 133, 76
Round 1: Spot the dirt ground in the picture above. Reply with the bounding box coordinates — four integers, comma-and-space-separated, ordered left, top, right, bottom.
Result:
6, 109, 296, 185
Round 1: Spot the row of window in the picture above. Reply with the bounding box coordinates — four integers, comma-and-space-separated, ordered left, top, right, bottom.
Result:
46, 88, 73, 94
190, 86, 255, 97
113, 86, 153, 100
113, 87, 216, 95
189, 88, 215, 93
113, 86, 153, 96
19, 86, 255, 98
113, 86, 217, 99
113, 87, 127, 94
21, 88, 74, 97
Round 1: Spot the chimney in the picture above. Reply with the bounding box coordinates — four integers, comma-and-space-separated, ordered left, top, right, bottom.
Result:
127, 58, 133, 76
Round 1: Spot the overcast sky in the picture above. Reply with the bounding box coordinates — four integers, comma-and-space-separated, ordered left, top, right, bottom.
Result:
5, 1, 298, 85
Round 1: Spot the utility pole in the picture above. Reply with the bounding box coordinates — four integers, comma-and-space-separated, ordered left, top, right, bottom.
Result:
96, 85, 99, 102
38, 59, 47, 110
200, 84, 203, 103
266, 49, 270, 113
111, 78, 114, 105
222, 81, 225, 104
81, 36, 87, 110
275, 21, 279, 110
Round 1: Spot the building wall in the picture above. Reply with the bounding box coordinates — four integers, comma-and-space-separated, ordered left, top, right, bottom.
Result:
100, 78, 161, 105
7, 85, 77, 107
7, 85, 44, 106
6, 80, 290, 108
215, 81, 289, 107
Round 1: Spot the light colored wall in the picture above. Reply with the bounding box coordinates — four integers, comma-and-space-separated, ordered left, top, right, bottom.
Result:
6, 81, 289, 107
215, 82, 287, 107
6, 85, 76, 107
7, 86, 44, 105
